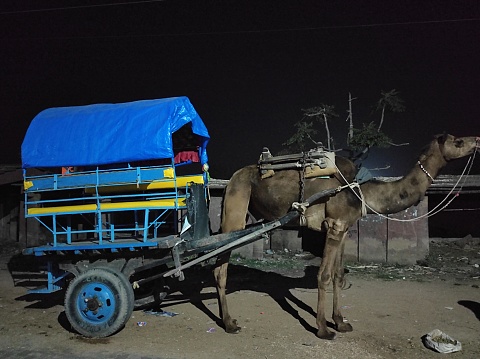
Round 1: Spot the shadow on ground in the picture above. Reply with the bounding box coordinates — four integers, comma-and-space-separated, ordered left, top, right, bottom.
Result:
458, 300, 480, 321
161, 263, 325, 335
7, 251, 332, 335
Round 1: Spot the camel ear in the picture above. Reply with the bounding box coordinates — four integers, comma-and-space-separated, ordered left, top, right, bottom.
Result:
434, 133, 448, 145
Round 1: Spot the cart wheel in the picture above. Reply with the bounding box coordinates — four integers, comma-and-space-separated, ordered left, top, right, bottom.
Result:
65, 268, 134, 337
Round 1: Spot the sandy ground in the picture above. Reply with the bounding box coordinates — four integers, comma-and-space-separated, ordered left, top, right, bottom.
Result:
0, 238, 479, 359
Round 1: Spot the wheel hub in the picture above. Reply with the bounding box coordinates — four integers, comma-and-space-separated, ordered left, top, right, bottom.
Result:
76, 283, 116, 323
85, 297, 101, 312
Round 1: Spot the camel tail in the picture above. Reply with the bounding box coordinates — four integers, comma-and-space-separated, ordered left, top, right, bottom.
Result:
221, 167, 253, 233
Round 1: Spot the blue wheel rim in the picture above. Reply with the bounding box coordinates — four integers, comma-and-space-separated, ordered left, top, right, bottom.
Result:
76, 282, 116, 324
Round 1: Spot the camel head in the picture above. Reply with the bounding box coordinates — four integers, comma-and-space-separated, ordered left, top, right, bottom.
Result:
434, 133, 480, 161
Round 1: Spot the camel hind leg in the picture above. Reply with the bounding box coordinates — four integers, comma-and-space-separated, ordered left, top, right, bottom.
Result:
213, 253, 240, 333
214, 173, 252, 334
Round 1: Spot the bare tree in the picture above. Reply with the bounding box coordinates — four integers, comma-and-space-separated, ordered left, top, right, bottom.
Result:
346, 92, 357, 145
375, 89, 405, 132
349, 121, 391, 153
302, 104, 338, 150
282, 120, 318, 153
281, 89, 407, 160
349, 89, 408, 160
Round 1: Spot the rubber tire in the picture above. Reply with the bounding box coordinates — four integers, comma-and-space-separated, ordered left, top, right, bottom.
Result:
102, 267, 135, 314
65, 268, 134, 338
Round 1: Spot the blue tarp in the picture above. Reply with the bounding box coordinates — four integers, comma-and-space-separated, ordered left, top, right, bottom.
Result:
22, 97, 210, 169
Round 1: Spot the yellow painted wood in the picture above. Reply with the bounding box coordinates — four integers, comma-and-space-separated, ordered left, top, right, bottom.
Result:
24, 181, 33, 190
84, 175, 204, 194
28, 198, 186, 215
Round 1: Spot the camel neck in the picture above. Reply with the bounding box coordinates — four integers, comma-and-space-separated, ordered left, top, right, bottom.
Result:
415, 150, 447, 182
361, 152, 447, 215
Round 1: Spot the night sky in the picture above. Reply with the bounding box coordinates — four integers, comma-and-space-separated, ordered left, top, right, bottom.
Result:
1, 1, 480, 179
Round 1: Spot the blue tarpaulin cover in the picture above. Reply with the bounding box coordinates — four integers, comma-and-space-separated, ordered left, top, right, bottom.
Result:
22, 97, 210, 168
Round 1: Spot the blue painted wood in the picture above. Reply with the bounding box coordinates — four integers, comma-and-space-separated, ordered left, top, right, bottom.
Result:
25, 166, 170, 192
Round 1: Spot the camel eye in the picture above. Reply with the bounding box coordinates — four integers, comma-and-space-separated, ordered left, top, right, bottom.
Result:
454, 139, 464, 148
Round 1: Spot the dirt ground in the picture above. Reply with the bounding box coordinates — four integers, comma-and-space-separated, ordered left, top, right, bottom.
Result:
0, 237, 479, 359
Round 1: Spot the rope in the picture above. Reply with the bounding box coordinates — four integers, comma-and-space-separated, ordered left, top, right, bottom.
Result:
299, 152, 306, 202
326, 150, 477, 223
291, 201, 308, 226
338, 182, 367, 217
296, 152, 308, 225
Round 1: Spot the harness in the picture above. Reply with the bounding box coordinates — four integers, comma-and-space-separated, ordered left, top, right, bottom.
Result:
257, 146, 341, 224
258, 146, 337, 181
258, 146, 368, 219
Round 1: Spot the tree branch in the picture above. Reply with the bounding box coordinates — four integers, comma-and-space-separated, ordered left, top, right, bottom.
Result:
387, 141, 410, 147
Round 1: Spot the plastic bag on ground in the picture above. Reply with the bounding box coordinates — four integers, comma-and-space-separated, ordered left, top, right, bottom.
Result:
423, 329, 462, 353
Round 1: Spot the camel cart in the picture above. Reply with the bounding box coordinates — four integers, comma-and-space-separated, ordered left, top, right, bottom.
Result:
20, 97, 337, 338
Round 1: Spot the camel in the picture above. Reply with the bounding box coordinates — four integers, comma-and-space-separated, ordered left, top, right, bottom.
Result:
216, 134, 479, 340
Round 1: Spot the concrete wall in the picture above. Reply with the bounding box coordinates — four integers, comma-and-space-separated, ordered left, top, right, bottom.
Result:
344, 198, 429, 265
0, 186, 20, 242
208, 184, 429, 265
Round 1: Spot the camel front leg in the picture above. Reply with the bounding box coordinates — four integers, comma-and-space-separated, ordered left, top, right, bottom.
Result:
316, 252, 336, 340
332, 235, 353, 333
316, 218, 348, 340
213, 253, 241, 334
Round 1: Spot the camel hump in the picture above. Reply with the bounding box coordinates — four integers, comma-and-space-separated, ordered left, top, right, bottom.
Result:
221, 166, 255, 233
334, 156, 357, 183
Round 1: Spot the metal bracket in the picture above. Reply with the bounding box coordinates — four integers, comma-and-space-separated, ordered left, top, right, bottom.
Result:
171, 243, 185, 281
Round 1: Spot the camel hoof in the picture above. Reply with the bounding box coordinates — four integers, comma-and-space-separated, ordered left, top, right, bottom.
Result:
226, 326, 242, 334
316, 330, 336, 340
336, 322, 353, 333
225, 319, 241, 334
